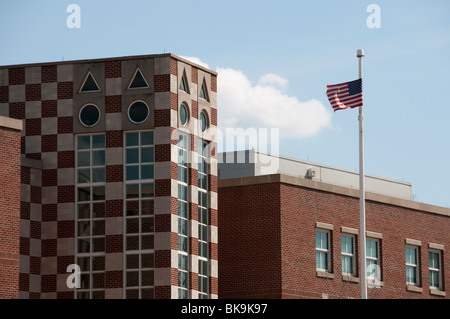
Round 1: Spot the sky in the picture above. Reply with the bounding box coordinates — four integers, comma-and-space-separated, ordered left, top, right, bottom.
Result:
1, 0, 449, 208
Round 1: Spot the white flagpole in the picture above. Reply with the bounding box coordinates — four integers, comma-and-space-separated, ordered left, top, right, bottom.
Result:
357, 49, 367, 299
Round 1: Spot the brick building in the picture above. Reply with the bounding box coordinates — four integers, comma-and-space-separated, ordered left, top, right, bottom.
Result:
0, 116, 22, 299
0, 53, 218, 299
218, 150, 449, 299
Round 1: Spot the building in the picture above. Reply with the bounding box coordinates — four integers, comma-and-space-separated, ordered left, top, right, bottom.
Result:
218, 150, 449, 299
0, 53, 218, 299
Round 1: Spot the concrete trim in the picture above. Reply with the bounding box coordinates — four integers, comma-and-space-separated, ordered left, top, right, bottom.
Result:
405, 238, 422, 246
429, 288, 446, 297
341, 226, 358, 235
0, 115, 22, 131
315, 222, 333, 231
428, 242, 445, 250
406, 284, 423, 293
218, 173, 450, 218
366, 231, 383, 239
21, 156, 43, 170
316, 271, 334, 279
342, 275, 359, 283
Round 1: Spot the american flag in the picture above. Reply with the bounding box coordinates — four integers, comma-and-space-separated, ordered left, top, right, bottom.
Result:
326, 78, 363, 111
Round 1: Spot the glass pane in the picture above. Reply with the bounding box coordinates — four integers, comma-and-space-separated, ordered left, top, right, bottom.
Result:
80, 274, 90, 289
78, 187, 90, 202
178, 271, 188, 288
126, 132, 139, 147
126, 271, 139, 287
92, 168, 105, 183
141, 217, 154, 233
180, 104, 187, 125
141, 147, 154, 163
126, 166, 139, 181
142, 288, 154, 299
142, 270, 154, 286
316, 231, 320, 249
178, 201, 187, 218
78, 256, 90, 272
141, 200, 154, 215
141, 131, 154, 146
92, 273, 105, 289
77, 203, 90, 219
92, 220, 105, 236
77, 221, 90, 237
77, 151, 90, 167
126, 149, 139, 164
92, 134, 105, 149
77, 238, 90, 253
92, 237, 105, 252
92, 186, 105, 201
129, 101, 149, 123
142, 183, 154, 198
78, 169, 90, 183
142, 254, 154, 268
92, 150, 105, 166
126, 254, 139, 269
80, 105, 100, 126
178, 235, 188, 252
126, 200, 139, 216
141, 235, 154, 249
77, 291, 90, 299
178, 254, 188, 271
93, 202, 105, 218
92, 256, 105, 271
92, 291, 105, 299
141, 165, 154, 180
126, 218, 140, 234
126, 289, 139, 299
127, 236, 139, 250
178, 218, 187, 236
77, 135, 90, 150
126, 184, 139, 199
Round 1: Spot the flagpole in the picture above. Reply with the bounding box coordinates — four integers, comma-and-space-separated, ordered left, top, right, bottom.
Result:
357, 49, 367, 299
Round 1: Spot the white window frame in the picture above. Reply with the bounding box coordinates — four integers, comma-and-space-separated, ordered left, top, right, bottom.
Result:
406, 245, 420, 286
366, 238, 380, 279
429, 249, 442, 290
316, 229, 331, 272
341, 234, 356, 276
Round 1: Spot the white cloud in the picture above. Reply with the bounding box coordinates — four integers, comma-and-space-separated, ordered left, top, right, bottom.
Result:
180, 56, 332, 140
179, 56, 210, 69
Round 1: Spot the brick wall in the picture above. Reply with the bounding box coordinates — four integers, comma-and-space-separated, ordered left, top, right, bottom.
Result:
0, 125, 22, 299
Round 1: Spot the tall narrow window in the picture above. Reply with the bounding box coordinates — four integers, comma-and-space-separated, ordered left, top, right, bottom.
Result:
199, 79, 209, 101
179, 71, 189, 93
76, 134, 106, 299
341, 234, 355, 276
124, 131, 155, 299
366, 238, 380, 279
198, 140, 209, 298
406, 245, 419, 286
177, 133, 189, 298
429, 250, 442, 290
316, 230, 330, 272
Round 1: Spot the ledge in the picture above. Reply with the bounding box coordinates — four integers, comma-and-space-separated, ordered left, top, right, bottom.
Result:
0, 116, 22, 131
406, 284, 423, 293
316, 271, 334, 279
342, 275, 359, 283
430, 288, 446, 297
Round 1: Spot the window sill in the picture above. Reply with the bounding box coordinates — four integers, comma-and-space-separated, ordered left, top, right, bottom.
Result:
342, 275, 359, 283
430, 288, 446, 297
406, 284, 423, 293
316, 271, 334, 279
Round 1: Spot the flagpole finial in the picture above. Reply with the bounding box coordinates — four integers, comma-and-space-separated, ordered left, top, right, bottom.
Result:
357, 49, 364, 57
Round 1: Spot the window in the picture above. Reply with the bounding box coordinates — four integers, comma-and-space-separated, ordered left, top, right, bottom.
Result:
128, 101, 149, 124
406, 245, 419, 285
180, 103, 189, 126
366, 238, 380, 279
124, 131, 155, 299
198, 140, 209, 298
128, 68, 149, 89
316, 230, 330, 272
199, 80, 209, 101
76, 134, 106, 299
79, 104, 100, 127
80, 71, 100, 92
341, 234, 356, 276
429, 250, 442, 290
179, 71, 189, 93
200, 110, 208, 133
177, 133, 189, 298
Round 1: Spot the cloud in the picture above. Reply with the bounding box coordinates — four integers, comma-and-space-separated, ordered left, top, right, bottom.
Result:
180, 56, 332, 140
179, 56, 210, 69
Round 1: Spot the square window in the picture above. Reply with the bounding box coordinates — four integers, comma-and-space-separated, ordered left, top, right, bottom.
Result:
77, 135, 90, 150
126, 149, 139, 164
92, 134, 105, 149
126, 166, 139, 181
141, 131, 153, 146
77, 151, 90, 167
141, 165, 154, 180
126, 132, 139, 147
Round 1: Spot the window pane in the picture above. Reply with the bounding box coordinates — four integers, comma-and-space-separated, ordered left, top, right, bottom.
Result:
141, 270, 154, 286
178, 254, 188, 271
126, 254, 139, 269
77, 135, 90, 150
78, 256, 90, 272
78, 187, 90, 202
92, 186, 105, 201
126, 132, 139, 147
77, 203, 90, 219
92, 220, 105, 236
77, 221, 90, 237
126, 200, 139, 216
126, 271, 139, 287
92, 273, 105, 289
141, 217, 154, 233
126, 218, 139, 234
141, 235, 154, 249
92, 202, 105, 218
141, 147, 154, 163
92, 168, 105, 183
142, 254, 154, 268
92, 237, 105, 252
92, 134, 105, 149
142, 183, 154, 198
142, 289, 154, 299
78, 169, 90, 183
92, 256, 105, 271
141, 200, 154, 215
126, 149, 139, 164
77, 238, 90, 253
126, 166, 139, 181
126, 184, 139, 199
126, 236, 139, 250
178, 219, 187, 236
92, 150, 105, 166
141, 131, 154, 146
77, 151, 90, 167
126, 289, 139, 299
141, 165, 154, 180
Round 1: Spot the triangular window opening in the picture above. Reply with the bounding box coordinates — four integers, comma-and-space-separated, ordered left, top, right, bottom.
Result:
80, 71, 100, 92
128, 68, 149, 89
179, 71, 189, 93
199, 80, 209, 102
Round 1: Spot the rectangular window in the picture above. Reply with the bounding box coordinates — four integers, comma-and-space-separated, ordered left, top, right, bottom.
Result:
177, 133, 189, 299
316, 230, 330, 272
366, 238, 380, 279
429, 250, 442, 290
341, 234, 355, 276
406, 245, 419, 285
124, 131, 155, 299
76, 134, 106, 299
198, 140, 209, 299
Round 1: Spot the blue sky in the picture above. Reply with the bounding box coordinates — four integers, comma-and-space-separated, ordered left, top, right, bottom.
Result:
1, 0, 449, 208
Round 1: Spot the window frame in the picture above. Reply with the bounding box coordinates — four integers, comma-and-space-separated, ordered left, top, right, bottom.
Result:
428, 249, 443, 290
316, 229, 331, 272
79, 103, 101, 128
127, 100, 150, 124
341, 233, 356, 276
405, 245, 420, 286
366, 238, 380, 279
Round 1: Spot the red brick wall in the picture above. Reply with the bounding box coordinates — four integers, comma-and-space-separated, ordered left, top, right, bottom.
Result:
0, 126, 22, 299
218, 183, 282, 298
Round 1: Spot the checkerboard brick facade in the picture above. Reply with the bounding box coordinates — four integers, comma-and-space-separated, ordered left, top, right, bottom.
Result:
0, 53, 218, 299
218, 175, 450, 299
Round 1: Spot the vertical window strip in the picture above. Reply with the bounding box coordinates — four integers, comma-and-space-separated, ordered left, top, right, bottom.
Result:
177, 133, 189, 299
366, 238, 379, 279
315, 230, 330, 272
76, 134, 106, 299
124, 131, 155, 299
429, 250, 442, 289
341, 234, 355, 276
198, 139, 209, 298
405, 245, 419, 285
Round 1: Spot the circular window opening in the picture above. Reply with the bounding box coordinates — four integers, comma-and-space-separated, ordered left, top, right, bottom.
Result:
79, 104, 100, 127
128, 101, 149, 124
180, 103, 188, 126
200, 110, 209, 132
